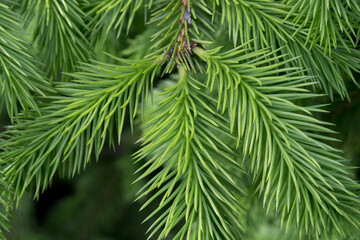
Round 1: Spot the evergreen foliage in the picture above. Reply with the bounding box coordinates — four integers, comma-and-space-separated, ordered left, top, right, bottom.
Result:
0, 2, 51, 121
0, 0, 359, 239
20, 0, 92, 81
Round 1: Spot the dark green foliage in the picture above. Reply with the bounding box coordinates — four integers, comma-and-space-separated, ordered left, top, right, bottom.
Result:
0, 3, 51, 121
20, 0, 93, 81
85, 0, 143, 40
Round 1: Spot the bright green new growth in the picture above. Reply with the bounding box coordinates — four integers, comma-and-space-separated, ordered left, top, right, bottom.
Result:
135, 67, 245, 239
0, 0, 359, 239
194, 45, 360, 236
1, 55, 163, 200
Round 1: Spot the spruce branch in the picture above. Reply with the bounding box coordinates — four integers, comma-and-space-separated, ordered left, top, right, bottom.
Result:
20, 0, 93, 81
0, 55, 164, 201
136, 67, 246, 240
0, 3, 51, 122
211, 0, 360, 98
149, 0, 213, 72
84, 0, 145, 41
284, 0, 360, 53
194, 45, 360, 237
0, 0, 360, 239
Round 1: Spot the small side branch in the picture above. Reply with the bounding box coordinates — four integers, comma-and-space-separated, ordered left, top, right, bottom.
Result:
165, 0, 198, 71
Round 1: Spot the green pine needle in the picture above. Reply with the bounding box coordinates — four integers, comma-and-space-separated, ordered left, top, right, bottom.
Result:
136, 67, 245, 240
0, 3, 51, 122
0, 55, 164, 201
20, 0, 93, 81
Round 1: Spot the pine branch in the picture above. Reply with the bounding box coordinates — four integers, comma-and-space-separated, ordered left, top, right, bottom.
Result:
0, 55, 164, 200
135, 67, 246, 240
0, 3, 51, 121
84, 0, 145, 41
148, 0, 214, 72
284, 0, 360, 53
1, 1, 360, 239
211, 0, 360, 98
20, 0, 93, 81
194, 45, 360, 237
